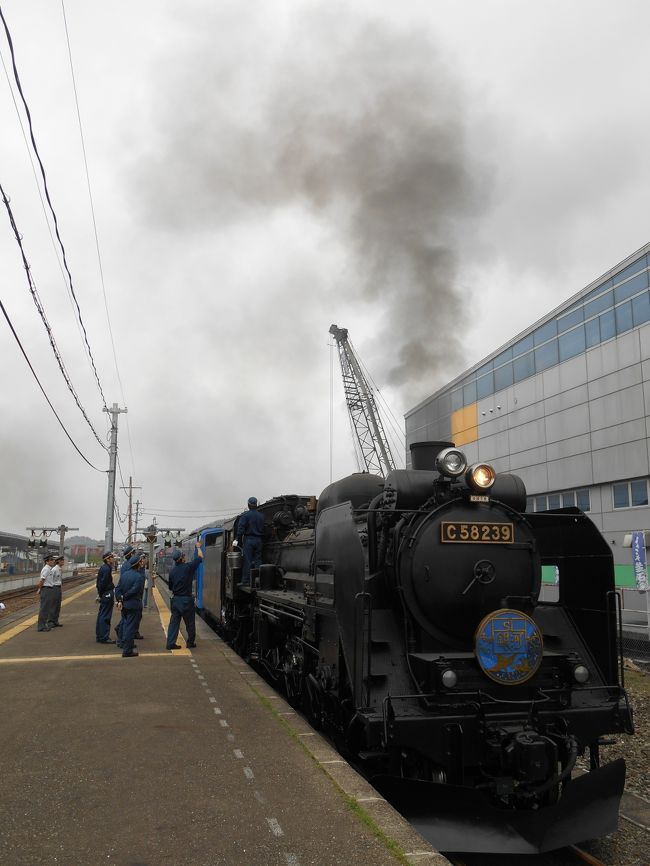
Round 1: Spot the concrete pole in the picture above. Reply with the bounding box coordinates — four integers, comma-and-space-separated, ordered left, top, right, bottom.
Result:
103, 403, 127, 553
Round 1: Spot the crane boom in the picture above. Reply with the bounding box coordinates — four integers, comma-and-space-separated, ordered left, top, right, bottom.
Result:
329, 324, 396, 477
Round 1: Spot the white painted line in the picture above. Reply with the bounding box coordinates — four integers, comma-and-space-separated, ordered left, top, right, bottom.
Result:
298, 732, 315, 737
198, 675, 205, 680
254, 790, 266, 804
278, 712, 296, 716
243, 767, 254, 780
219, 719, 229, 727
227, 733, 235, 742
209, 697, 217, 703
205, 690, 212, 695
321, 760, 346, 765
356, 797, 383, 802
233, 749, 244, 759
285, 855, 300, 866
213, 707, 222, 715
265, 817, 284, 837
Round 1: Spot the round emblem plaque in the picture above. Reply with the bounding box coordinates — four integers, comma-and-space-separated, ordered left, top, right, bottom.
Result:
474, 608, 543, 685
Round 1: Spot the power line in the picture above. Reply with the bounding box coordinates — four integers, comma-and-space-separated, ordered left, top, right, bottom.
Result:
0, 3, 109, 411
59, 2, 130, 420
1, 183, 108, 450
0, 297, 103, 471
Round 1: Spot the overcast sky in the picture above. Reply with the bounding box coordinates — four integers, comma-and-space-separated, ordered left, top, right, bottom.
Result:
1, 0, 649, 544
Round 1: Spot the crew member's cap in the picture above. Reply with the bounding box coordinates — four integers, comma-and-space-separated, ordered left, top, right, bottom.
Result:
55, 555, 65, 562
171, 549, 184, 562
248, 497, 257, 506
44, 553, 55, 561
102, 550, 114, 560
122, 544, 135, 558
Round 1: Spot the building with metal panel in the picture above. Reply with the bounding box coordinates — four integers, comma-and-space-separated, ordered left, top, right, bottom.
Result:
405, 241, 650, 610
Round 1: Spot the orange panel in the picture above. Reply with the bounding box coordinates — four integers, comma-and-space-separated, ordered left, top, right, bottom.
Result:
451, 403, 478, 447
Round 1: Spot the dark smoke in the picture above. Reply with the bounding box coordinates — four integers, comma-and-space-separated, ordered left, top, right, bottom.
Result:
134, 5, 488, 396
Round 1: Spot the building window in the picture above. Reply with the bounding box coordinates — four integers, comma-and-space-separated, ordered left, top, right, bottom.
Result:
531, 488, 590, 512
613, 479, 649, 509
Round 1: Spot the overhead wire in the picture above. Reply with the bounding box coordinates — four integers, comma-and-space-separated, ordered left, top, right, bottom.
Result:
0, 44, 88, 352
0, 297, 103, 471
59, 1, 137, 481
0, 3, 109, 411
1, 184, 108, 450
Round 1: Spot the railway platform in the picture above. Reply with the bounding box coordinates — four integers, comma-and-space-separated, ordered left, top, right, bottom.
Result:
0, 580, 450, 866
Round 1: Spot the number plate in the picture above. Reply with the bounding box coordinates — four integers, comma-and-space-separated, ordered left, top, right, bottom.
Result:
441, 522, 514, 543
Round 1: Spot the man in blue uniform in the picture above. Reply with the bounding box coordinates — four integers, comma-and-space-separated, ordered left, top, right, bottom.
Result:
235, 497, 265, 586
95, 551, 116, 643
166, 540, 203, 650
115, 551, 146, 658
115, 544, 140, 646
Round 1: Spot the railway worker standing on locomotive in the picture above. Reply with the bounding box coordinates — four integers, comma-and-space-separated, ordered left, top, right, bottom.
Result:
36, 552, 56, 632
49, 555, 65, 627
95, 551, 116, 644
234, 497, 265, 586
165, 540, 203, 650
115, 551, 146, 658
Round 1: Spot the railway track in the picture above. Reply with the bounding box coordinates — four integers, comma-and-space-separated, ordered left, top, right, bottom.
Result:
446, 843, 617, 865
0, 572, 94, 613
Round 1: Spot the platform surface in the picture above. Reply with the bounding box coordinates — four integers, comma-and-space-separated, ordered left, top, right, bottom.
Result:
0, 581, 448, 866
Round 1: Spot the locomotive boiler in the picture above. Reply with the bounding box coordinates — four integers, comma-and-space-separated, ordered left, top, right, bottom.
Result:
202, 441, 633, 854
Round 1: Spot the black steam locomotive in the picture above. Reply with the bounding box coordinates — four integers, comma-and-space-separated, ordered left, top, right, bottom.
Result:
200, 441, 633, 854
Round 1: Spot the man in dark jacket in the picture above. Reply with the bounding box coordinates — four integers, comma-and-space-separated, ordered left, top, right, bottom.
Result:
234, 497, 265, 586
166, 540, 203, 650
95, 551, 116, 644
115, 544, 138, 647
115, 551, 146, 658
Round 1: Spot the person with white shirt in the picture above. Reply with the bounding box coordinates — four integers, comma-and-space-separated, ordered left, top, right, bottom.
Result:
36, 553, 56, 632
49, 555, 65, 627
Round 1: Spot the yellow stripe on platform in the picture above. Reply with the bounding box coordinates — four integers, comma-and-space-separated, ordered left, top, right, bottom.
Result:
0, 583, 95, 646
0, 651, 187, 664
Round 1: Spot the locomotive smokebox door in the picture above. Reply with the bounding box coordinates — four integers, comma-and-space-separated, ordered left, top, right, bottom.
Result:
398, 500, 540, 643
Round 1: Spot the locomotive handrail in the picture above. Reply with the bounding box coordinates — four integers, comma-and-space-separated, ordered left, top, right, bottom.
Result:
354, 591, 372, 707
607, 589, 625, 688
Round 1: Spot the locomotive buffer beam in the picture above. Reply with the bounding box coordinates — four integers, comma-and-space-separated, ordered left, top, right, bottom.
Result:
371, 756, 625, 854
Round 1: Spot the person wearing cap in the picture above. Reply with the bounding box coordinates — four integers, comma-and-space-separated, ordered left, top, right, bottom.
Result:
115, 551, 146, 658
49, 555, 65, 627
114, 544, 138, 647
36, 553, 56, 632
234, 497, 265, 587
95, 551, 116, 644
165, 540, 203, 650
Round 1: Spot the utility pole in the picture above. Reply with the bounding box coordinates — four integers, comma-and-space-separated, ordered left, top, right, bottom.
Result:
132, 499, 142, 543
103, 403, 127, 553
120, 477, 141, 545
26, 525, 79, 557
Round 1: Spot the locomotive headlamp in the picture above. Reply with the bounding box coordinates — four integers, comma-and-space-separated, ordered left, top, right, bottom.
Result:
435, 447, 467, 478
441, 669, 458, 688
466, 463, 496, 491
573, 664, 590, 684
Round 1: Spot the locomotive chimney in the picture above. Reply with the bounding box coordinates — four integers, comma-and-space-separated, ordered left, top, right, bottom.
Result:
409, 441, 454, 471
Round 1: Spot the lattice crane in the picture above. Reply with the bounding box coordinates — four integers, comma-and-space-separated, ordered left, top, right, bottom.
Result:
329, 324, 396, 477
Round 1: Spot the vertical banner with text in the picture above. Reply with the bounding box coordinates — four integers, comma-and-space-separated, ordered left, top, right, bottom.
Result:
631, 530, 649, 593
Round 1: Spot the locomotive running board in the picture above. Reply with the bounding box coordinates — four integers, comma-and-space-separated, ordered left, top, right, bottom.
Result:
372, 758, 626, 854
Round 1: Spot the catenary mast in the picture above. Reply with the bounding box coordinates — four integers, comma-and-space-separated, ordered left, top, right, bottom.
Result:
329, 324, 395, 478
